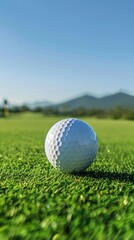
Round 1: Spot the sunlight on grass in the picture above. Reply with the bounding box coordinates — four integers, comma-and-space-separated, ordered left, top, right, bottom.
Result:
0, 113, 134, 240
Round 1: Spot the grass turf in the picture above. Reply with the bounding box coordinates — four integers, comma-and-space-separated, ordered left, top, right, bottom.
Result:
0, 113, 134, 240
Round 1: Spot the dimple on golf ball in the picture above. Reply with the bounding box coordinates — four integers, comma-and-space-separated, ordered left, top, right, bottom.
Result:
45, 118, 98, 173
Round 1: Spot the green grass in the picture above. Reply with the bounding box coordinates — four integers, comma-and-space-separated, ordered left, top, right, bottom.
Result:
0, 113, 134, 240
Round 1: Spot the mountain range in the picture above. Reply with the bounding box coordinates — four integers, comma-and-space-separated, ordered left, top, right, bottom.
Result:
53, 92, 134, 111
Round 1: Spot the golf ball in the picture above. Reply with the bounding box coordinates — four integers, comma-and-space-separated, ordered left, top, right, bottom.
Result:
45, 118, 98, 173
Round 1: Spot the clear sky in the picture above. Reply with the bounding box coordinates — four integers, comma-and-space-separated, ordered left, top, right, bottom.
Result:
0, 0, 134, 104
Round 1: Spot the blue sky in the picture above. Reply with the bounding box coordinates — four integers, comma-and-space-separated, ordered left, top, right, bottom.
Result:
0, 0, 134, 104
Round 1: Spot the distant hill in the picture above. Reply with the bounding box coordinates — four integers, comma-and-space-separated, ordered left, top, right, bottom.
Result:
54, 92, 134, 111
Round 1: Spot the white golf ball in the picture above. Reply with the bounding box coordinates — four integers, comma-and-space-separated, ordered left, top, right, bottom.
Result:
45, 118, 98, 173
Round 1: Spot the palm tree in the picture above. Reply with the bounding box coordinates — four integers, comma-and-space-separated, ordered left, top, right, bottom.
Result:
3, 99, 9, 117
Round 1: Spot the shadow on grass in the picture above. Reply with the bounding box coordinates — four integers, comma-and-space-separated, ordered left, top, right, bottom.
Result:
73, 170, 134, 183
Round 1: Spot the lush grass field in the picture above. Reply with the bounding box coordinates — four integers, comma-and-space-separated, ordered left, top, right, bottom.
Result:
0, 113, 134, 240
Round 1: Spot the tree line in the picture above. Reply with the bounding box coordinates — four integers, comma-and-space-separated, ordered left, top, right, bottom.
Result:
41, 106, 134, 120
0, 100, 134, 120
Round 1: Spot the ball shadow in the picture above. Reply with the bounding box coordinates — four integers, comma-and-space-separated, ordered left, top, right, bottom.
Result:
73, 170, 134, 183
